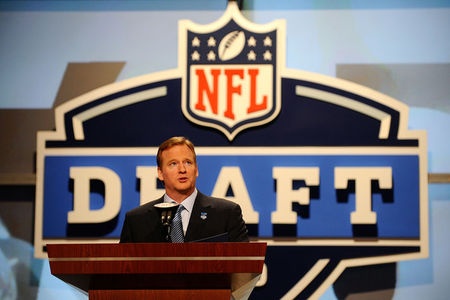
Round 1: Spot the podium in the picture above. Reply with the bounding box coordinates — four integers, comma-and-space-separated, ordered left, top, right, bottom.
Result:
47, 242, 266, 300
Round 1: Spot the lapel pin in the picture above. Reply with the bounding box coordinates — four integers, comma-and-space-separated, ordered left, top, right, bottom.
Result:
200, 212, 207, 220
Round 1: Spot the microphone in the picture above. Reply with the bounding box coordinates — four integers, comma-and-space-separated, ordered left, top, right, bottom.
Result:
154, 202, 179, 242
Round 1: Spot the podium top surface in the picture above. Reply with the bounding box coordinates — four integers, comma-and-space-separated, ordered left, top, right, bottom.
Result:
47, 242, 267, 275
47, 242, 266, 258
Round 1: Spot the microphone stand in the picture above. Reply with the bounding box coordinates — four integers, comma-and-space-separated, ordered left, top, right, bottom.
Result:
154, 203, 179, 242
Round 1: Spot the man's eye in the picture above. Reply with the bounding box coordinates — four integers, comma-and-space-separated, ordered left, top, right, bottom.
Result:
169, 162, 178, 167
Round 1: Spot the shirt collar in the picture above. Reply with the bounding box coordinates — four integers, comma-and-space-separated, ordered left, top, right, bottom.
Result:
163, 188, 197, 213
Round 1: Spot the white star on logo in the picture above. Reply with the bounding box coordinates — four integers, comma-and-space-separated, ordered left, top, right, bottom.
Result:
207, 50, 216, 61
247, 50, 256, 61
207, 36, 216, 47
247, 36, 257, 47
263, 36, 272, 47
191, 51, 200, 61
263, 50, 272, 61
192, 36, 200, 47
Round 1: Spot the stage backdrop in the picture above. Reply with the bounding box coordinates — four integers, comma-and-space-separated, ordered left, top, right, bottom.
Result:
0, 1, 448, 299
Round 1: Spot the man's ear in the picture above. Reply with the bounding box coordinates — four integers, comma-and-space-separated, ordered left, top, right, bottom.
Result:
157, 167, 164, 181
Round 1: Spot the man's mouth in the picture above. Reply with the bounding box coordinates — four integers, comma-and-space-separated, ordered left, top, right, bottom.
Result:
178, 177, 188, 182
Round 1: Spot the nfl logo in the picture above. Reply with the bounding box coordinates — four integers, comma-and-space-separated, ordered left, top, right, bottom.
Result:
179, 2, 285, 140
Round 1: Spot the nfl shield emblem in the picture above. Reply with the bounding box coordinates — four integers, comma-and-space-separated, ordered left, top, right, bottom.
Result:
179, 2, 285, 140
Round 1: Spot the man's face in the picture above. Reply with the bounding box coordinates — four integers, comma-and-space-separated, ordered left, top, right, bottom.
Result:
157, 144, 198, 202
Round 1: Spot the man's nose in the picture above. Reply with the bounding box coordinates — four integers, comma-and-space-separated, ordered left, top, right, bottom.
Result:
178, 163, 187, 172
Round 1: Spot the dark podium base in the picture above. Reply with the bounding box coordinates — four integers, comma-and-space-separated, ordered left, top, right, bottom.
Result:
89, 289, 230, 300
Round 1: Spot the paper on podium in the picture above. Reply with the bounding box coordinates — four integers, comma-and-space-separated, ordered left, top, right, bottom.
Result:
231, 272, 262, 300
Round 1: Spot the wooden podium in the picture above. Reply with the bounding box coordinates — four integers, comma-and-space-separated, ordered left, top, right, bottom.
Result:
47, 242, 266, 300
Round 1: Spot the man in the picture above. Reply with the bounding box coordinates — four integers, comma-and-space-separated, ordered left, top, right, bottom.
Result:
120, 136, 249, 243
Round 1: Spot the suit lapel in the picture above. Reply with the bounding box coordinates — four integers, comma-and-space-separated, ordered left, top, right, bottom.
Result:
184, 193, 211, 241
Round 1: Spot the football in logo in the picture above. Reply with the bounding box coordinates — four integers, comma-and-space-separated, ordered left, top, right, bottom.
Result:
218, 30, 246, 61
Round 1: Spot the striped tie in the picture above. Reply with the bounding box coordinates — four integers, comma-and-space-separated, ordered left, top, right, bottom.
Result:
170, 205, 185, 243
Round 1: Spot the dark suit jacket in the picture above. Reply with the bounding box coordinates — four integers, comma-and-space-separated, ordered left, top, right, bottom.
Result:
120, 191, 249, 243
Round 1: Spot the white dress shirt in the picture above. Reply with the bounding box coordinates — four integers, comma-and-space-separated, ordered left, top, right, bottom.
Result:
164, 189, 197, 235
